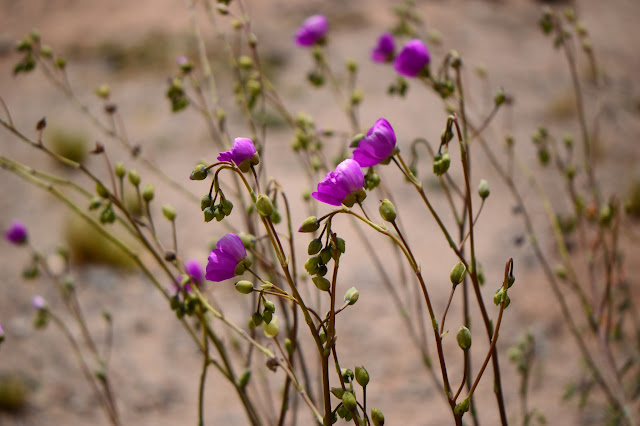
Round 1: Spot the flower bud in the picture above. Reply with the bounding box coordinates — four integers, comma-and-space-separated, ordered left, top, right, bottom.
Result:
203, 207, 215, 222
255, 194, 273, 217
350, 133, 366, 148
355, 365, 370, 387
341, 391, 357, 412
162, 204, 176, 221
114, 161, 125, 178
456, 326, 472, 350
299, 216, 320, 233
284, 338, 294, 355
494, 288, 504, 306
319, 248, 332, 265
201, 194, 213, 211
235, 280, 254, 294
263, 299, 276, 313
128, 169, 140, 186
494, 87, 506, 106
450, 262, 467, 286
270, 208, 281, 224
95, 84, 111, 99
507, 273, 515, 288
379, 199, 397, 222
238, 232, 256, 249
312, 276, 331, 292
478, 179, 490, 199
371, 408, 385, 426
238, 55, 253, 70
190, 164, 208, 180
100, 205, 116, 224
142, 184, 154, 202
221, 199, 234, 216
251, 312, 263, 327
433, 152, 451, 176
234, 258, 251, 276
344, 287, 359, 305
262, 314, 279, 338
308, 238, 323, 255
305, 257, 321, 275
96, 182, 109, 198
55, 57, 67, 69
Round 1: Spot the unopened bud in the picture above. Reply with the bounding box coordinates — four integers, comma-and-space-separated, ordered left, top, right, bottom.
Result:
95, 84, 111, 99
238, 55, 253, 70
128, 169, 140, 186
221, 199, 234, 216
299, 216, 320, 233
190, 164, 208, 180
344, 287, 359, 305
371, 408, 385, 426
355, 365, 370, 387
142, 184, 154, 202
494, 88, 506, 106
201, 194, 213, 211
450, 262, 467, 286
262, 314, 279, 338
162, 204, 176, 221
478, 179, 490, 199
113, 161, 125, 178
379, 199, 397, 222
255, 194, 273, 217
238, 232, 256, 249
284, 338, 294, 355
304, 257, 320, 275
312, 276, 331, 292
507, 273, 515, 288
341, 391, 357, 412
203, 207, 215, 222
96, 182, 109, 198
235, 280, 254, 294
308, 238, 323, 255
457, 326, 472, 350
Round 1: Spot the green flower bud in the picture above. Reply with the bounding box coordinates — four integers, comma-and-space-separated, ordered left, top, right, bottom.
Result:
494, 288, 504, 306
142, 184, 154, 202
503, 293, 511, 309
220, 199, 233, 216
238, 232, 256, 249
344, 287, 359, 305
457, 326, 472, 350
305, 257, 320, 275
263, 299, 276, 313
379, 199, 397, 222
238, 55, 253, 70
40, 44, 53, 57
494, 87, 506, 106
371, 407, 385, 426
433, 152, 451, 176
95, 84, 111, 99
308, 239, 323, 255
100, 205, 116, 224
302, 188, 312, 202
346, 59, 358, 73
478, 179, 490, 200
234, 258, 251, 276
331, 237, 346, 254
255, 194, 273, 217
162, 204, 176, 221
238, 369, 251, 388
114, 161, 125, 178
270, 208, 281, 224
355, 365, 370, 387
284, 338, 294, 355
350, 133, 366, 148
312, 276, 331, 292
450, 262, 467, 286
262, 314, 279, 338
341, 391, 357, 412
190, 164, 208, 180
235, 280, 254, 294
251, 312, 263, 327
201, 194, 213, 211
507, 273, 515, 288
350, 89, 363, 105
89, 197, 102, 210
262, 310, 273, 325
203, 207, 215, 222
319, 248, 332, 265
128, 169, 140, 186
331, 387, 345, 399
55, 57, 67, 69
96, 182, 109, 198
299, 216, 320, 233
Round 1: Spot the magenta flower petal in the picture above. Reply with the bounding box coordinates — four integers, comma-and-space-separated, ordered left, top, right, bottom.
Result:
371, 33, 395, 63
185, 258, 204, 284
353, 118, 397, 167
312, 159, 365, 207
5, 220, 27, 245
394, 39, 430, 78
217, 138, 257, 171
32, 295, 46, 310
295, 15, 328, 47
205, 234, 248, 282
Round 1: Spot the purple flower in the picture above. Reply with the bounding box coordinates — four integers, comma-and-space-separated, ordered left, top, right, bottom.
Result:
176, 56, 188, 66
5, 220, 27, 245
353, 118, 397, 167
185, 259, 204, 285
32, 295, 46, 310
295, 15, 328, 47
312, 159, 366, 207
205, 234, 249, 282
217, 138, 259, 173
394, 39, 430, 78
371, 33, 395, 63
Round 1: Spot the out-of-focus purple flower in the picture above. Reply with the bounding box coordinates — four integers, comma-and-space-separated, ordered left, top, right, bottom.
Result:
176, 56, 188, 66
5, 220, 27, 245
353, 118, 397, 167
371, 33, 395, 63
176, 55, 193, 72
185, 259, 204, 285
32, 295, 46, 310
295, 15, 328, 47
394, 39, 430, 77
206, 234, 249, 282
312, 159, 366, 207
217, 138, 259, 173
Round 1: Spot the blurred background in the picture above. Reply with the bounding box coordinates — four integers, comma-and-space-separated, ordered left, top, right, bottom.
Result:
1, 0, 639, 424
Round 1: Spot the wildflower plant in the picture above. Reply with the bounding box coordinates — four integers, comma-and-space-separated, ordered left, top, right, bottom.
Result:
1, 2, 638, 426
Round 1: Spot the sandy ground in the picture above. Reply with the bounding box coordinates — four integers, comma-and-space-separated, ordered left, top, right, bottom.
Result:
1, 0, 640, 425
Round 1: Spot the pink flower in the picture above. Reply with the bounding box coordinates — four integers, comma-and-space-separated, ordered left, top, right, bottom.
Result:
295, 15, 328, 47
217, 138, 259, 173
394, 39, 430, 77
5, 220, 27, 245
353, 118, 397, 167
205, 234, 249, 282
312, 159, 366, 207
371, 33, 395, 63
32, 295, 47, 310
